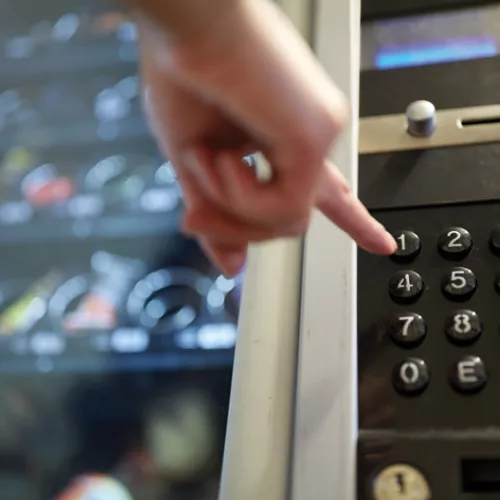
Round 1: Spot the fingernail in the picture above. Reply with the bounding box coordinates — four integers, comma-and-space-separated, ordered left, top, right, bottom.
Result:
383, 230, 398, 254
361, 223, 397, 255
376, 224, 397, 254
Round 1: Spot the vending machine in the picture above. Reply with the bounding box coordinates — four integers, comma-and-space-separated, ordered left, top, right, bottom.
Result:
222, 0, 500, 499
1, 0, 499, 499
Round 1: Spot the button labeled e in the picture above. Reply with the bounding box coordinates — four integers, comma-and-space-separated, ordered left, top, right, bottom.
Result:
450, 355, 487, 393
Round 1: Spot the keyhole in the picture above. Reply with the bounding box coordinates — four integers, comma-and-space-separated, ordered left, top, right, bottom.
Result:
396, 473, 406, 493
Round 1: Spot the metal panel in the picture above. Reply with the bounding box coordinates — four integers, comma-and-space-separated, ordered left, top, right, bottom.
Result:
360, 104, 500, 155
292, 1, 360, 500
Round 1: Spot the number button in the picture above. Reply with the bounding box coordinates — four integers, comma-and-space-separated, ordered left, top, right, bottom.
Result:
450, 355, 487, 394
391, 230, 421, 263
494, 271, 500, 294
389, 313, 426, 347
388, 271, 424, 303
490, 225, 500, 256
393, 358, 429, 395
438, 226, 472, 259
442, 267, 477, 300
445, 310, 481, 345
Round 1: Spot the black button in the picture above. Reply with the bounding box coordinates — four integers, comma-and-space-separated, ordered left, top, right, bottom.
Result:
450, 355, 487, 393
494, 271, 500, 294
388, 270, 423, 303
442, 267, 477, 300
393, 358, 429, 395
438, 226, 472, 259
445, 310, 482, 345
390, 230, 421, 263
490, 226, 500, 256
389, 313, 427, 347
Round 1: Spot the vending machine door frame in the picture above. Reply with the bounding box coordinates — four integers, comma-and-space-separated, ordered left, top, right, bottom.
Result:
292, 0, 360, 499
219, 0, 360, 499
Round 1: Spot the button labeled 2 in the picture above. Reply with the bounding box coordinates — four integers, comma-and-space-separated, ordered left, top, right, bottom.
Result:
438, 226, 472, 259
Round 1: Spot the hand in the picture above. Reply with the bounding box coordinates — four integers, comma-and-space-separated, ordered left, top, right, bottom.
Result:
138, 0, 397, 276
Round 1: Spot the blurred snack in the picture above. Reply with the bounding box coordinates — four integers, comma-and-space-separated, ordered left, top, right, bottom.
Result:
50, 251, 144, 334
207, 272, 244, 320
56, 474, 133, 500
1, 147, 37, 181
0, 270, 63, 336
84, 155, 152, 209
145, 389, 217, 482
127, 269, 211, 333
21, 164, 74, 207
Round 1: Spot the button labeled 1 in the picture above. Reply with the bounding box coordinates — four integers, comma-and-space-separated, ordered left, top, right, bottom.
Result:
391, 230, 421, 263
373, 464, 431, 500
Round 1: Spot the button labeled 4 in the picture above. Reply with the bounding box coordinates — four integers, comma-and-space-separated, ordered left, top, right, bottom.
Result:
389, 271, 424, 304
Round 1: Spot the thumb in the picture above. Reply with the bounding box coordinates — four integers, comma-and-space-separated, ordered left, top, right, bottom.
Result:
315, 162, 397, 255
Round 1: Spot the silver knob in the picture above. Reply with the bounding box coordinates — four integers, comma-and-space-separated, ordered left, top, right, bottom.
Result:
372, 463, 432, 500
405, 100, 436, 137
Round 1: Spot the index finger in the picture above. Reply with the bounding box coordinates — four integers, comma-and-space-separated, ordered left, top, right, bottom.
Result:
315, 161, 397, 255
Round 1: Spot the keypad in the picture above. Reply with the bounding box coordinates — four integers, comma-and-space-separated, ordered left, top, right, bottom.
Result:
358, 208, 500, 430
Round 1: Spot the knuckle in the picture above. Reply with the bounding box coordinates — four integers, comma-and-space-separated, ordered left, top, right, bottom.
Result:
336, 174, 352, 197
290, 100, 349, 165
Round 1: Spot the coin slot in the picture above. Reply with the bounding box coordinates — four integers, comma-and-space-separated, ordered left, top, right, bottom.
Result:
460, 116, 500, 127
462, 458, 500, 492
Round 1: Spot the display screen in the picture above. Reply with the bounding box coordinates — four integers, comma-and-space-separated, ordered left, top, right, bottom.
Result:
361, 3, 500, 70
0, 1, 240, 498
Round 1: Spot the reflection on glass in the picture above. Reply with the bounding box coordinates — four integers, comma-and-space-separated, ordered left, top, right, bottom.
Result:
0, 0, 244, 498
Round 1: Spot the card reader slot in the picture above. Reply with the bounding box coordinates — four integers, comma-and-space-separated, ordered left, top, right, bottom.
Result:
462, 458, 500, 493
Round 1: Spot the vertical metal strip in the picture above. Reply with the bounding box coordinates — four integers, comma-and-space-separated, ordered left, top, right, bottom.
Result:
218, 2, 313, 500
292, 1, 360, 499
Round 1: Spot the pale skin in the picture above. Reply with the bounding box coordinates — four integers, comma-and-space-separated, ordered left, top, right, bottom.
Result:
121, 0, 398, 276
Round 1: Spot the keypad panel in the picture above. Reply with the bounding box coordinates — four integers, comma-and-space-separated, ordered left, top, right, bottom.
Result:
358, 202, 500, 430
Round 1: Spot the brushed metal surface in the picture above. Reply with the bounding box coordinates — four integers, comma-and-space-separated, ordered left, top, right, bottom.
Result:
360, 104, 500, 154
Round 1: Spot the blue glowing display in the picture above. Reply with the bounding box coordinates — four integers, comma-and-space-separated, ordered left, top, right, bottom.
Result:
375, 37, 498, 70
